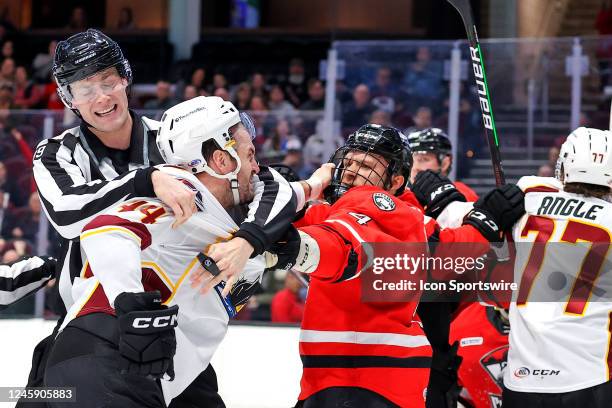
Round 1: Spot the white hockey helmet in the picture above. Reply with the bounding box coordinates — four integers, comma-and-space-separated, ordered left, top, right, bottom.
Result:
555, 127, 612, 188
156, 96, 244, 204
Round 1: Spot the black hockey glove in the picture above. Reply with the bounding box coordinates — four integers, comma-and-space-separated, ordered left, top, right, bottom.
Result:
411, 170, 467, 218
463, 184, 525, 242
425, 341, 463, 408
265, 225, 301, 271
115, 291, 178, 380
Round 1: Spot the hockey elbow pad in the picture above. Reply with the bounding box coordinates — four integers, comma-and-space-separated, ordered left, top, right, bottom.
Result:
115, 291, 179, 380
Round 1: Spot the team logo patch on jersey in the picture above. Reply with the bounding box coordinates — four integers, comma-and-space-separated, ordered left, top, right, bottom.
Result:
373, 192, 395, 211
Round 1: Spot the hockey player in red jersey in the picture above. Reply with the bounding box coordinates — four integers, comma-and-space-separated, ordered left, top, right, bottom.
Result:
408, 127, 478, 201
267, 124, 525, 408
450, 304, 509, 408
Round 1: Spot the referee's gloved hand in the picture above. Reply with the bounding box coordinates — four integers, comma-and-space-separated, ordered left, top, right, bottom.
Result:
115, 291, 178, 380
463, 184, 525, 242
411, 170, 466, 218
264, 225, 302, 272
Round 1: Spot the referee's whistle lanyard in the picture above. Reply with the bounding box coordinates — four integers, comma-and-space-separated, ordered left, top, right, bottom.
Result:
79, 124, 150, 169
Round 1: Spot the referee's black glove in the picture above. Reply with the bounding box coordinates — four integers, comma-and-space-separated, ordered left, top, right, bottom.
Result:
463, 184, 525, 242
115, 291, 178, 380
412, 170, 467, 218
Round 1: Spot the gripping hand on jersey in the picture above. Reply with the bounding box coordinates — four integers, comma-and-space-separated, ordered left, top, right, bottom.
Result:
463, 184, 525, 242
115, 291, 178, 380
411, 170, 467, 218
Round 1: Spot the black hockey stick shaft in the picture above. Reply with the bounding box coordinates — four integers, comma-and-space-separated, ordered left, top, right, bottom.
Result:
447, 0, 506, 186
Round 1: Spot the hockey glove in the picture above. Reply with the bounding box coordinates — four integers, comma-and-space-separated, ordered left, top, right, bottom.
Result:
115, 291, 178, 380
264, 225, 301, 271
463, 184, 525, 242
411, 170, 467, 218
425, 341, 463, 408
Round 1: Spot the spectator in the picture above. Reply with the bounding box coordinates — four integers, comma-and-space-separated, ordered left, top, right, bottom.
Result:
210, 73, 228, 94
1, 40, 12, 60
251, 72, 268, 99
0, 160, 22, 207
404, 106, 433, 134
300, 79, 326, 110
0, 57, 15, 83
233, 82, 252, 110
537, 164, 554, 177
14, 66, 44, 109
2, 248, 18, 263
282, 58, 308, 107
4, 191, 41, 244
303, 120, 345, 171
281, 139, 306, 177
213, 87, 230, 101
191, 67, 206, 93
369, 109, 392, 127
249, 94, 268, 111
32, 40, 57, 84
404, 46, 444, 109
67, 6, 88, 30
268, 84, 295, 114
271, 270, 305, 323
262, 118, 300, 160
547, 145, 560, 169
182, 84, 198, 101
342, 83, 375, 129
117, 7, 135, 30
143, 80, 176, 110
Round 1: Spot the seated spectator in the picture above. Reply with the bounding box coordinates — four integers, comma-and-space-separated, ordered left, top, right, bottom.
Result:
3, 191, 41, 245
537, 164, 554, 177
404, 46, 444, 109
547, 145, 560, 168
67, 6, 88, 30
1, 40, 12, 60
233, 82, 252, 110
183, 84, 198, 101
251, 72, 268, 99
404, 106, 433, 134
342, 83, 375, 129
0, 57, 15, 83
249, 94, 268, 111
32, 40, 57, 84
281, 139, 307, 178
300, 79, 326, 110
369, 109, 392, 127
117, 7, 135, 30
14, 66, 43, 109
268, 84, 295, 114
271, 270, 306, 323
282, 58, 308, 107
209, 73, 228, 94
191, 68, 206, 93
213, 87, 230, 101
262, 119, 300, 161
143, 80, 176, 111
0, 159, 25, 207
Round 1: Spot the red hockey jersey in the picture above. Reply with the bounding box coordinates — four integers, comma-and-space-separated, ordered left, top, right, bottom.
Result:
450, 304, 509, 408
295, 186, 488, 407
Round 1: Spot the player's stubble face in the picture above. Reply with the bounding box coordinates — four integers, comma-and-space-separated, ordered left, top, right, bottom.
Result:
341, 150, 389, 189
233, 128, 260, 204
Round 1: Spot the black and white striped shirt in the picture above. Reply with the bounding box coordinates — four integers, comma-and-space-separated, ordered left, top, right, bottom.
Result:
31, 110, 296, 310
0, 256, 56, 309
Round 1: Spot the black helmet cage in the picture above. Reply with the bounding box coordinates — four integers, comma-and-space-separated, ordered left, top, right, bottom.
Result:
53, 29, 132, 109
408, 127, 453, 174
325, 124, 410, 203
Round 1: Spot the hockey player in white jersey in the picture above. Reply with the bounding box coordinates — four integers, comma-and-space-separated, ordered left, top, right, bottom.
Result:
42, 96, 306, 407
503, 127, 612, 407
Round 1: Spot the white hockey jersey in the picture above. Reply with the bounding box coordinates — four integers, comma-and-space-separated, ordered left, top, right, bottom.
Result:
61, 165, 266, 403
504, 176, 612, 393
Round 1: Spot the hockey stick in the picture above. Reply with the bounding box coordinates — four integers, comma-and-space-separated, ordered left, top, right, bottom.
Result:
447, 0, 506, 186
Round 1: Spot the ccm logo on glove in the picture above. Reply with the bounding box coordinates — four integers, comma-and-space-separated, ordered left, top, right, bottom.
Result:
133, 315, 179, 329
430, 183, 455, 200
468, 210, 499, 231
